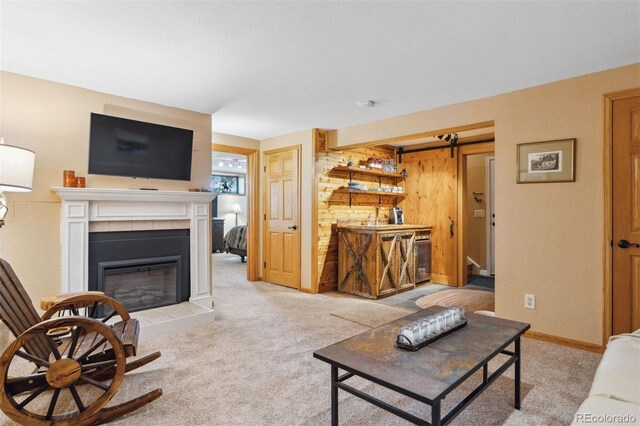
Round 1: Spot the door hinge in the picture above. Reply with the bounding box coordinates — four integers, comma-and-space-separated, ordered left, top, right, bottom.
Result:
264, 166, 266, 172
264, 213, 266, 220
263, 261, 267, 268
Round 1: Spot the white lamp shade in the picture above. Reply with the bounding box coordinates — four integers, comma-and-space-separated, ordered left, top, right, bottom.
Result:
231, 203, 241, 214
0, 143, 35, 192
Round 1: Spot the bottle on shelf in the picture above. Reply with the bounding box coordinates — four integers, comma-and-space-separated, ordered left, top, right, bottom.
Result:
367, 213, 375, 227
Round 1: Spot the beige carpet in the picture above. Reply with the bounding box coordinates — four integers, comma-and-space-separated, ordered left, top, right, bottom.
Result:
0, 254, 600, 425
416, 288, 495, 313
330, 303, 414, 328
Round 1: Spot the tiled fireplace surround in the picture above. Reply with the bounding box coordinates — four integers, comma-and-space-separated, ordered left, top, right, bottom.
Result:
52, 187, 216, 338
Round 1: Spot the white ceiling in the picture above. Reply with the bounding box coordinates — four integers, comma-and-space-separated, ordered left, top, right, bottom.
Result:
1, 1, 638, 140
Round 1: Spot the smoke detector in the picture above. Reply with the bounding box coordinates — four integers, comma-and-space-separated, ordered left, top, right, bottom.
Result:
357, 100, 376, 108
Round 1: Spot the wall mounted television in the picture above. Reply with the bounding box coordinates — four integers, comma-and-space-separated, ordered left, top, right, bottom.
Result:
88, 113, 193, 181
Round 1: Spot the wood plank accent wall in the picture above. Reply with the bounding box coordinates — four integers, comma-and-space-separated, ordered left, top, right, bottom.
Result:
316, 146, 397, 292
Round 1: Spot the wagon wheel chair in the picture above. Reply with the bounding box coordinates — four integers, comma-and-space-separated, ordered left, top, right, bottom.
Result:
0, 259, 162, 425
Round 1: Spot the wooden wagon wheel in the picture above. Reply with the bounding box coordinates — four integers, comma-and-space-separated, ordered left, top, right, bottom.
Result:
42, 294, 130, 324
0, 317, 126, 425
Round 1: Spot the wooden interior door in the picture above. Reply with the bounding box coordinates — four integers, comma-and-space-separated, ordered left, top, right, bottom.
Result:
612, 96, 640, 334
401, 148, 458, 285
264, 147, 300, 289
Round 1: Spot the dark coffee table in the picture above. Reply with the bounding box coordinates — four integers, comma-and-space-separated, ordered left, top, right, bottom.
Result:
313, 306, 530, 425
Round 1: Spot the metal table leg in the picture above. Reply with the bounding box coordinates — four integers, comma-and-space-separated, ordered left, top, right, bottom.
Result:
432, 399, 441, 426
515, 337, 521, 410
331, 365, 339, 425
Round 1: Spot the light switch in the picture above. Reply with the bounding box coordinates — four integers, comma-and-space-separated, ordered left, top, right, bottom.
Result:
474, 210, 485, 218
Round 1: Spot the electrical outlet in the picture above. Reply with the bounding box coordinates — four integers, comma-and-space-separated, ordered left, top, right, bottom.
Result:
524, 294, 536, 309
474, 209, 485, 218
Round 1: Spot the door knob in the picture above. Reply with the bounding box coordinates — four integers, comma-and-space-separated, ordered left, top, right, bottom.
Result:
288, 225, 298, 231
618, 239, 640, 249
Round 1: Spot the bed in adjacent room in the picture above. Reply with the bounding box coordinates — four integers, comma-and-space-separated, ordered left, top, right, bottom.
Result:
224, 225, 248, 262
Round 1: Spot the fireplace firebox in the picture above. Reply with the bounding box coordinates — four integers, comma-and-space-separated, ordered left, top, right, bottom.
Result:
89, 230, 190, 313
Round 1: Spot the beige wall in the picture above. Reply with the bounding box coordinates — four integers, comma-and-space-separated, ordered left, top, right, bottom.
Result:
260, 130, 314, 291
213, 132, 260, 151
215, 193, 246, 235
0, 72, 212, 310
465, 153, 492, 271
329, 64, 640, 345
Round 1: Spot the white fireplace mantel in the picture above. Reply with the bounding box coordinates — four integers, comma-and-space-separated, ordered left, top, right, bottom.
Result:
51, 187, 215, 309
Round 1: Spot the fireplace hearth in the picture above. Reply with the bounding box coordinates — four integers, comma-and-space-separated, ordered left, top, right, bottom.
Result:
89, 230, 190, 313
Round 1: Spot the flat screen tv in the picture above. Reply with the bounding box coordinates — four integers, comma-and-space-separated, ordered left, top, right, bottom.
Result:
88, 113, 193, 181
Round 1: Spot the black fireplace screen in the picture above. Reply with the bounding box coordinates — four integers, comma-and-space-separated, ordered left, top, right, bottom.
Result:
101, 257, 180, 313
89, 229, 190, 313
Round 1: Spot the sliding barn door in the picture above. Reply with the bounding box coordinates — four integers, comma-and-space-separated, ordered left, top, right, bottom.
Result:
612, 96, 640, 334
264, 147, 300, 289
401, 148, 458, 285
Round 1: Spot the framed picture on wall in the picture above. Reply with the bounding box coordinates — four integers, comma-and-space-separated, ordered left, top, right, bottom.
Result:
516, 139, 575, 183
211, 173, 246, 194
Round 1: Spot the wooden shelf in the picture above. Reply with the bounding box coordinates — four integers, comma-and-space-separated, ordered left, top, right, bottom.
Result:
331, 166, 403, 179
334, 188, 407, 197
331, 166, 404, 208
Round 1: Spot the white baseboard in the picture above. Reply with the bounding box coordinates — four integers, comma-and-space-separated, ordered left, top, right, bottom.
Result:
478, 270, 491, 277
